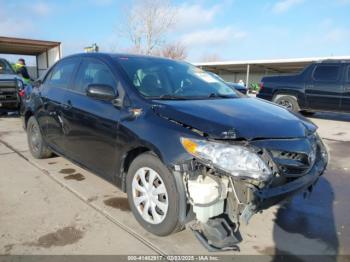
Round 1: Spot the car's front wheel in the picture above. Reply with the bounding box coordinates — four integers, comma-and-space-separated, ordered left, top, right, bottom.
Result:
27, 116, 52, 159
126, 152, 182, 236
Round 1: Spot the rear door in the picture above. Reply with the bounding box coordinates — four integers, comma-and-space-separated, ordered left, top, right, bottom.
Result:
341, 65, 350, 112
305, 64, 343, 111
60, 57, 122, 181
39, 58, 80, 153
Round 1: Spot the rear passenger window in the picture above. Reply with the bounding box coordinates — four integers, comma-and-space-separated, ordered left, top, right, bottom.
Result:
347, 66, 350, 82
313, 65, 340, 81
47, 59, 78, 89
74, 59, 116, 94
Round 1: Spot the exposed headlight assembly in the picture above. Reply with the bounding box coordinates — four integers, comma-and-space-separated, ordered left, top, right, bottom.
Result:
181, 137, 272, 181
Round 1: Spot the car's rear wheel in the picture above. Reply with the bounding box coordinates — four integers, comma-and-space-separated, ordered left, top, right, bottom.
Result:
274, 95, 300, 112
126, 152, 182, 236
27, 116, 52, 159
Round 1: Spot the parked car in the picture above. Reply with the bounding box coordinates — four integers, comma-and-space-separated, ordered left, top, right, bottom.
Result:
226, 82, 248, 94
0, 58, 25, 113
257, 59, 350, 113
23, 53, 328, 251
207, 72, 248, 94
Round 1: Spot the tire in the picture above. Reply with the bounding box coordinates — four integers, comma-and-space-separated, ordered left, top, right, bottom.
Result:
126, 152, 182, 236
274, 95, 300, 112
300, 110, 315, 116
27, 116, 52, 159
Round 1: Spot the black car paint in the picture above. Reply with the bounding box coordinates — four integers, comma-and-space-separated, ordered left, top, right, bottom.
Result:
24, 53, 326, 209
257, 61, 350, 112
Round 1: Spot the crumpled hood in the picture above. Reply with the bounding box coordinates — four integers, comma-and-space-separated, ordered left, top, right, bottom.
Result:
152, 97, 317, 140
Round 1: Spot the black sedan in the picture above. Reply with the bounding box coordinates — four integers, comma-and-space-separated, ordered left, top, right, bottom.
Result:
23, 53, 328, 251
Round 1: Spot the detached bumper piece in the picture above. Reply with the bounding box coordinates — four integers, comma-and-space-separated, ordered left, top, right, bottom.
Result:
190, 217, 241, 252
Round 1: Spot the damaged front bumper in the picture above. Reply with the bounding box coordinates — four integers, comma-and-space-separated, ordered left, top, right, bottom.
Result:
255, 153, 327, 210
177, 135, 328, 251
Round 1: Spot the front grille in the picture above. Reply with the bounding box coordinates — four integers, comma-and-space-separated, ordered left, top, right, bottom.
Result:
270, 147, 318, 177
0, 87, 16, 92
0, 81, 18, 102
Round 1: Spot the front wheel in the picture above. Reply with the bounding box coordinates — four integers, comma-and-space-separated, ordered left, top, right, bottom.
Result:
126, 152, 183, 236
27, 116, 52, 159
274, 95, 300, 112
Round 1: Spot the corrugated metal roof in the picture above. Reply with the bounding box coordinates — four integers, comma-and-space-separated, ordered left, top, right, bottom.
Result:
194, 56, 350, 73
0, 36, 61, 55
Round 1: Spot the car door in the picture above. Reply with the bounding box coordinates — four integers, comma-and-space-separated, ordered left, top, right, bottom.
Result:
341, 65, 350, 112
60, 57, 122, 182
38, 58, 80, 153
305, 64, 343, 111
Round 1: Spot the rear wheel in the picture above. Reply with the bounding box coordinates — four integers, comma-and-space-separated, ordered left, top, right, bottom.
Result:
126, 152, 182, 236
274, 95, 300, 112
27, 116, 52, 159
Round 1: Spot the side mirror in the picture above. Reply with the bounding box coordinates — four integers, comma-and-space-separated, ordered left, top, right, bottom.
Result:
86, 84, 117, 101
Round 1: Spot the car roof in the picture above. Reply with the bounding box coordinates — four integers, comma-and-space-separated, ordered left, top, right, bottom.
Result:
63, 52, 177, 62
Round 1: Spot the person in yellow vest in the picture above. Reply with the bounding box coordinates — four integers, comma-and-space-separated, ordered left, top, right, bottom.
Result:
14, 58, 33, 84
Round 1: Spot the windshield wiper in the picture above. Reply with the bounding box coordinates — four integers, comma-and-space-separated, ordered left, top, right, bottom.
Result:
152, 94, 189, 100
208, 93, 236, 99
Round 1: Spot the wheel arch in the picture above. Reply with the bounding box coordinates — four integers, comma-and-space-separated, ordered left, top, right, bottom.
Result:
24, 110, 34, 130
272, 89, 307, 109
120, 146, 159, 192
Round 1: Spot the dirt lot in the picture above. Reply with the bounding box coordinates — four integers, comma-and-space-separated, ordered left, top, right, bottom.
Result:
0, 112, 349, 256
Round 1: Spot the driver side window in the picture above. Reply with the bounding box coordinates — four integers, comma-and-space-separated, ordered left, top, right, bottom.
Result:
46, 59, 78, 89
74, 59, 117, 94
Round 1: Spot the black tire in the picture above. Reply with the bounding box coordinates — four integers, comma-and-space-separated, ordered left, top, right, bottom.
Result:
300, 110, 315, 116
274, 95, 300, 112
126, 152, 183, 236
27, 116, 52, 159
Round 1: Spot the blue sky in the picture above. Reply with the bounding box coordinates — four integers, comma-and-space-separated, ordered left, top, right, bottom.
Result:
1, 0, 350, 64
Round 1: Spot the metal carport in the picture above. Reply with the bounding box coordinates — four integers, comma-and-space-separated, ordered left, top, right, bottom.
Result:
195, 56, 350, 87
0, 36, 61, 78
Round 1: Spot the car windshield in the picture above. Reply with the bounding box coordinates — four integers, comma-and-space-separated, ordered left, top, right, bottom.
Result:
0, 59, 15, 75
116, 56, 239, 100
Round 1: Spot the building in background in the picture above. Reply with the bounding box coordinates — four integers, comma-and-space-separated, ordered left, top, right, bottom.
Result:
195, 56, 350, 90
0, 36, 61, 78
84, 43, 99, 53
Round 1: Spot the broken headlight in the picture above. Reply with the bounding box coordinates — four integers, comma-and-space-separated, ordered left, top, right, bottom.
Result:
181, 137, 272, 181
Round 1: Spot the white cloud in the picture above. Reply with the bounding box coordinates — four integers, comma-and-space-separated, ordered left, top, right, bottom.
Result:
181, 27, 247, 48
272, 0, 304, 14
31, 2, 52, 16
0, 8, 35, 37
336, 0, 350, 5
174, 3, 221, 31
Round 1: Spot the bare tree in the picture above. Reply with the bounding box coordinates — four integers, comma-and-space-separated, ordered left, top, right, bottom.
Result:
161, 42, 187, 60
118, 0, 177, 55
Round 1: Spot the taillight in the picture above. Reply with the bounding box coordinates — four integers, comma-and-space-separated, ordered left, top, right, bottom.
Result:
19, 90, 25, 97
